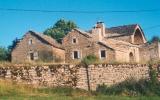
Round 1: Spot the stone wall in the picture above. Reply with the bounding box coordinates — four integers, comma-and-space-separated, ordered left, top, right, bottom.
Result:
0, 64, 149, 90
139, 41, 160, 63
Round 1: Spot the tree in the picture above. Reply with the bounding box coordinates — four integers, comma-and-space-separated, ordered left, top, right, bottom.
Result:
8, 38, 20, 52
151, 36, 160, 42
148, 36, 160, 44
44, 19, 77, 43
7, 38, 20, 61
0, 47, 9, 61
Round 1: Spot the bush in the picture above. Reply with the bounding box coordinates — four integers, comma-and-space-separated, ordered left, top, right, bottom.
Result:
0, 47, 10, 61
96, 68, 160, 96
81, 55, 99, 65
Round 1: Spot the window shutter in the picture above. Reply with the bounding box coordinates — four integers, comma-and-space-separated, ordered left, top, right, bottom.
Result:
34, 52, 38, 60
78, 51, 80, 59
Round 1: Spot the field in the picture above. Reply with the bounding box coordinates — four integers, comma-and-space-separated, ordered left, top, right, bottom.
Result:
1, 95, 160, 100
0, 80, 160, 100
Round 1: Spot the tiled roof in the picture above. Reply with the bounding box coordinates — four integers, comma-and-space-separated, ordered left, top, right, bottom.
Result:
28, 30, 64, 49
106, 24, 138, 35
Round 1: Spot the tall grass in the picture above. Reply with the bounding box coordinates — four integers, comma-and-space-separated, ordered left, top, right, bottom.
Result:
0, 79, 36, 96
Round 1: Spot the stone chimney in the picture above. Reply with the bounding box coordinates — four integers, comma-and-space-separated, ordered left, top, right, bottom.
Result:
92, 21, 106, 41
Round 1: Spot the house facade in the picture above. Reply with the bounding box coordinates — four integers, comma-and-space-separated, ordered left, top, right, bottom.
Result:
12, 22, 160, 63
62, 22, 160, 63
12, 31, 65, 63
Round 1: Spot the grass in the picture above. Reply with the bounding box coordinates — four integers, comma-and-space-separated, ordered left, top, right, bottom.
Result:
0, 79, 160, 100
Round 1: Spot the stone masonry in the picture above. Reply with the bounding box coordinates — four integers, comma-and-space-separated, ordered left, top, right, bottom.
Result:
0, 64, 149, 90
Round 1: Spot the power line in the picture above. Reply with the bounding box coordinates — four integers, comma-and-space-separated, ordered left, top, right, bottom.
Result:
0, 8, 160, 13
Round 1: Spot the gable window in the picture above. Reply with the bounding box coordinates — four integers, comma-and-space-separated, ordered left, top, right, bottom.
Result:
72, 38, 77, 44
73, 51, 80, 59
28, 39, 33, 45
100, 50, 106, 59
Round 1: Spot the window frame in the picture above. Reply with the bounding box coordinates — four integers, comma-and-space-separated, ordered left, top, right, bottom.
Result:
28, 39, 33, 45
72, 37, 78, 44
28, 51, 38, 61
72, 50, 80, 59
29, 52, 34, 61
100, 49, 106, 59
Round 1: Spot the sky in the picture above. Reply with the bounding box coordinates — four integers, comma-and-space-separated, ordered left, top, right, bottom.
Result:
0, 0, 160, 47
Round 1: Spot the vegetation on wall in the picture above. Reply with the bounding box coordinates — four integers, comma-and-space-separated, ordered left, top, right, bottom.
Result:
81, 55, 99, 65
44, 19, 77, 43
96, 65, 160, 96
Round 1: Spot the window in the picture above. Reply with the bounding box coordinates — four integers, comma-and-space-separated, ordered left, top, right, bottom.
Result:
34, 52, 38, 60
72, 38, 77, 44
30, 53, 34, 60
28, 39, 33, 45
100, 50, 106, 59
73, 51, 80, 59
29, 52, 38, 61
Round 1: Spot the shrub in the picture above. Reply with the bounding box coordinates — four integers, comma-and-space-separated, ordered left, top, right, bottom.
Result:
96, 67, 160, 96
81, 55, 99, 65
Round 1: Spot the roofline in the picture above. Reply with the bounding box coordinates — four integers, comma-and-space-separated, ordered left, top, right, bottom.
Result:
74, 28, 92, 38
62, 28, 92, 44
28, 31, 65, 50
97, 41, 114, 50
133, 25, 147, 43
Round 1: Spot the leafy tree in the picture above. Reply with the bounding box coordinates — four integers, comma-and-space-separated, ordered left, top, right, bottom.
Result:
8, 38, 20, 52
44, 19, 77, 43
151, 36, 160, 42
7, 38, 20, 61
148, 36, 160, 44
0, 47, 9, 61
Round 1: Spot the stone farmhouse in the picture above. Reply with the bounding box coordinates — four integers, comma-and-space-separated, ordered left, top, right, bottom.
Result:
62, 22, 160, 63
12, 22, 160, 63
12, 31, 65, 63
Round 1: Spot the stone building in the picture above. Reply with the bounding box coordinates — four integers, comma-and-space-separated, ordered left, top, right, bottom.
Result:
12, 22, 160, 63
12, 31, 65, 63
62, 22, 160, 63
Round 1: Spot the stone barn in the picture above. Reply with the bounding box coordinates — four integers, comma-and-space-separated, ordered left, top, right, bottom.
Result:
11, 31, 65, 63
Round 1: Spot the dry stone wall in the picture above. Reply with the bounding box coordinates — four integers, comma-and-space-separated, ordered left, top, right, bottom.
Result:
0, 64, 149, 90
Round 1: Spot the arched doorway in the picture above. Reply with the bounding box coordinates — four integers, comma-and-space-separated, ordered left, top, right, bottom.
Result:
134, 29, 144, 44
129, 52, 134, 62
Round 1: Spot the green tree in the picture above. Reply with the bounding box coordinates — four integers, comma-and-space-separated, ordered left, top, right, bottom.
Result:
0, 47, 9, 61
7, 38, 20, 61
8, 38, 20, 52
44, 19, 77, 43
148, 36, 160, 44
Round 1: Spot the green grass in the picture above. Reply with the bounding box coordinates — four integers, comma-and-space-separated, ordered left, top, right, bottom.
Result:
0, 80, 160, 100
1, 94, 160, 100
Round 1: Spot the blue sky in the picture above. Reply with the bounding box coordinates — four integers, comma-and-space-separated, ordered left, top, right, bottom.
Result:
0, 0, 160, 47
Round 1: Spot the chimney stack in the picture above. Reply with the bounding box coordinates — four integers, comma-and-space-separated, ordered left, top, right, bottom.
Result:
91, 21, 106, 41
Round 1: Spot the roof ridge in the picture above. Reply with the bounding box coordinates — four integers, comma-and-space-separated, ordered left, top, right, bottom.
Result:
74, 28, 92, 38
107, 24, 138, 29
28, 30, 64, 49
